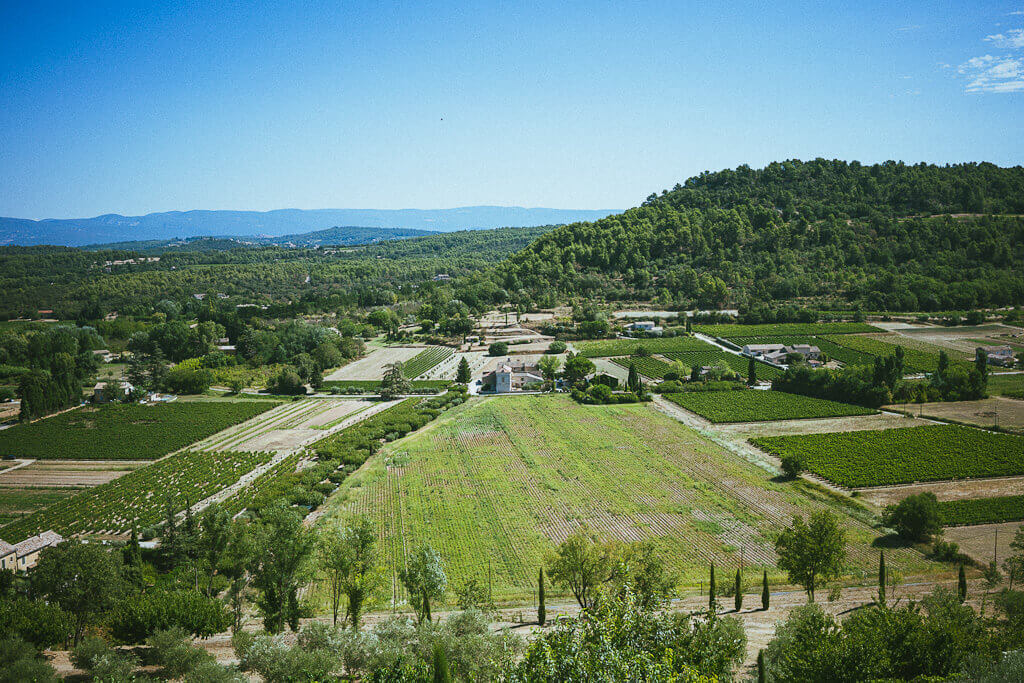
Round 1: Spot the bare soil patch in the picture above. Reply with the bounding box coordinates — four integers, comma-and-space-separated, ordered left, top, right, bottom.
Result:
0, 460, 147, 487
325, 346, 422, 380
885, 397, 1024, 431
944, 521, 1021, 566
856, 475, 1024, 508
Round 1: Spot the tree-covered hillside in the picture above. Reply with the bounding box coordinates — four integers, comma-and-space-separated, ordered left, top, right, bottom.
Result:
490, 160, 1024, 310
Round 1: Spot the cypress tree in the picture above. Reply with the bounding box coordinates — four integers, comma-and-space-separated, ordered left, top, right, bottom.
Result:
734, 569, 743, 612
432, 643, 450, 683
757, 649, 766, 683
761, 570, 770, 610
627, 363, 640, 393
748, 357, 757, 385
709, 562, 716, 610
538, 568, 546, 626
456, 357, 471, 384
685, 316, 692, 334
958, 564, 967, 603
878, 550, 887, 605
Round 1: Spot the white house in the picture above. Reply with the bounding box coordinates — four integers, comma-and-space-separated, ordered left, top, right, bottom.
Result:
483, 359, 544, 393
627, 320, 664, 336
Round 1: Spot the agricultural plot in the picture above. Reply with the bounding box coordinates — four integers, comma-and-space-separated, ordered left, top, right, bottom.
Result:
697, 322, 877, 337
0, 449, 272, 542
989, 373, 1024, 398
575, 336, 716, 358
0, 401, 279, 461
0, 487, 80, 527
402, 346, 454, 378
664, 390, 875, 423
0, 460, 147, 488
322, 380, 452, 393
319, 395, 934, 603
939, 494, 1024, 526
884, 397, 1024, 431
324, 346, 422, 381
722, 335, 875, 367
662, 350, 783, 379
823, 334, 971, 374
610, 355, 673, 379
752, 424, 1024, 487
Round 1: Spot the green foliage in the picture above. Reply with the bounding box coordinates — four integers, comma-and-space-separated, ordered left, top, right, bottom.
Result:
612, 355, 671, 380
0, 596, 71, 649
403, 347, 454, 378
380, 362, 412, 399
780, 453, 806, 479
538, 568, 546, 626
3, 449, 270, 542
939, 495, 1024, 526
269, 367, 306, 395
250, 506, 314, 633
702, 322, 876, 337
664, 350, 783, 379
546, 340, 567, 354
0, 636, 57, 683
455, 356, 471, 384
109, 589, 231, 643
761, 570, 770, 610
318, 516, 383, 630
882, 492, 943, 542
575, 336, 712, 358
401, 545, 448, 624
164, 364, 214, 394
665, 389, 873, 423
753, 424, 1024, 487
775, 511, 847, 602
147, 627, 216, 679
488, 342, 508, 356
71, 635, 137, 681
0, 400, 277, 461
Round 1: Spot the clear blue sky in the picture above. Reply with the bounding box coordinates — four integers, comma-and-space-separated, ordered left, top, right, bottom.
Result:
1, 0, 1022, 219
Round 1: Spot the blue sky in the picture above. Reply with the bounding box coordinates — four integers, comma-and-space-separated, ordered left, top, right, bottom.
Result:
1, 0, 1022, 219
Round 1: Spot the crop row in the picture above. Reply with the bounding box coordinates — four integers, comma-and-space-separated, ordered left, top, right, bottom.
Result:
403, 346, 454, 378
575, 336, 716, 358
0, 449, 273, 542
723, 335, 876, 367
610, 356, 673, 379
664, 390, 875, 423
322, 379, 452, 393
662, 351, 783, 379
697, 322, 877, 337
938, 494, 1024, 526
0, 400, 279, 461
821, 334, 970, 374
752, 424, 1024, 487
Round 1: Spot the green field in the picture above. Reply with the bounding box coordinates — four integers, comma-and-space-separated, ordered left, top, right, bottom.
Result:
403, 346, 454, 378
822, 334, 971, 374
318, 395, 933, 603
610, 356, 674, 379
0, 400, 279, 460
662, 351, 783, 379
575, 336, 715, 358
0, 487, 81, 527
939, 495, 1024, 526
697, 322, 877, 337
723, 335, 876, 367
665, 390, 875, 423
989, 373, 1024, 397
0, 449, 273, 542
753, 424, 1024, 487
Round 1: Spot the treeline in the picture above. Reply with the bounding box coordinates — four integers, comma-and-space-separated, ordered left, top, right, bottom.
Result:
2, 325, 104, 419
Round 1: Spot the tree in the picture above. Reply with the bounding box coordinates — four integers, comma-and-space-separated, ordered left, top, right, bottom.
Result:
270, 367, 305, 395
432, 642, 451, 683
685, 315, 693, 334
199, 504, 232, 596
538, 568, 546, 626
734, 569, 743, 612
937, 350, 950, 380
878, 550, 887, 605
380, 361, 411, 399
757, 649, 766, 683
456, 357, 471, 384
627, 363, 641, 394
775, 511, 847, 602
249, 506, 313, 633
318, 517, 382, 630
1004, 524, 1024, 590
709, 562, 717, 610
547, 530, 621, 610
400, 545, 447, 624
562, 355, 595, 387
488, 341, 509, 356
958, 564, 967, 603
30, 542, 125, 645
761, 570, 770, 610
976, 348, 990, 387
882, 492, 943, 542
538, 355, 561, 390
780, 453, 805, 479
748, 357, 757, 385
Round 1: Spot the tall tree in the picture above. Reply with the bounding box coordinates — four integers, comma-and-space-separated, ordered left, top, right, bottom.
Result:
709, 562, 716, 611
400, 545, 447, 625
627, 363, 641, 394
538, 355, 561, 390
878, 550, 887, 605
548, 530, 621, 610
249, 506, 313, 633
456, 356, 471, 384
538, 568, 546, 626
380, 361, 411, 399
775, 511, 847, 602
748, 357, 757, 385
958, 564, 968, 603
318, 516, 382, 629
761, 570, 770, 610
734, 569, 743, 612
198, 504, 232, 596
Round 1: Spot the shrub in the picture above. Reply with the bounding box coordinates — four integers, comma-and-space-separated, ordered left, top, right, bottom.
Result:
547, 341, 567, 354
781, 453, 805, 479
882, 492, 943, 542
147, 627, 214, 679
488, 342, 508, 356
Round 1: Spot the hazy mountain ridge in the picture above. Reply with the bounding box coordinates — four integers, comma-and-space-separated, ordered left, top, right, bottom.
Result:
0, 206, 619, 247
84, 226, 436, 252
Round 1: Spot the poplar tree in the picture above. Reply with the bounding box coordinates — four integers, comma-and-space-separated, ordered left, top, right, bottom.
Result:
878, 550, 887, 605
958, 564, 967, 603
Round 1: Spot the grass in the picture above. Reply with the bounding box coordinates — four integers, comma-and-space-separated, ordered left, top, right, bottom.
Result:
664, 390, 875, 423
318, 394, 935, 604
753, 424, 1024, 487
939, 495, 1024, 526
575, 336, 715, 358
0, 401, 280, 460
697, 322, 877, 337
988, 373, 1024, 397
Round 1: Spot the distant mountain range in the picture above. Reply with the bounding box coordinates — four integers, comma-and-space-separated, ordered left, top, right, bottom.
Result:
85, 226, 437, 252
0, 206, 619, 247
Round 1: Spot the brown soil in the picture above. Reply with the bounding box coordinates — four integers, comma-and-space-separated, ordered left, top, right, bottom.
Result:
885, 397, 1024, 431
0, 460, 147, 487
857, 475, 1024, 507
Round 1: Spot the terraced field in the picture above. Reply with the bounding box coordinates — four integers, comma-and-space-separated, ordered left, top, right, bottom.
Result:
0, 401, 280, 461
665, 390, 875, 423
753, 424, 1024, 487
319, 395, 934, 602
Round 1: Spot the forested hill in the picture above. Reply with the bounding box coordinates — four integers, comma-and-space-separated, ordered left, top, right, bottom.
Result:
490, 160, 1024, 311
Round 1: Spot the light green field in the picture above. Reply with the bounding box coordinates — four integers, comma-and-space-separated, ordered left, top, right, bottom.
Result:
319, 395, 936, 604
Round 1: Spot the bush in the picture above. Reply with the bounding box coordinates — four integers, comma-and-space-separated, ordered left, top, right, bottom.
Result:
164, 366, 213, 395
72, 636, 138, 680
488, 342, 508, 356
0, 596, 71, 649
547, 341, 567, 354
0, 637, 56, 683
147, 627, 214, 679
882, 492, 943, 542
270, 368, 306, 395
780, 453, 805, 479
110, 589, 231, 642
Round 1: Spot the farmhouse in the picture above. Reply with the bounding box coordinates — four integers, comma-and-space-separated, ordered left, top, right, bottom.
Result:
0, 530, 63, 571
977, 345, 1016, 367
92, 380, 135, 403
482, 359, 544, 393
627, 320, 664, 335
742, 343, 821, 365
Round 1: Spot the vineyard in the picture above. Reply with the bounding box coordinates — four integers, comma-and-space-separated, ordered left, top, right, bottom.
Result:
721, 335, 876, 367
610, 356, 673, 379
318, 395, 935, 602
664, 390, 875, 423
752, 424, 1024, 487
697, 322, 877, 337
402, 346, 454, 378
662, 351, 783, 379
822, 334, 971, 374
0, 401, 279, 461
575, 336, 716, 358
322, 379, 452, 393
939, 494, 1024, 526
0, 449, 273, 542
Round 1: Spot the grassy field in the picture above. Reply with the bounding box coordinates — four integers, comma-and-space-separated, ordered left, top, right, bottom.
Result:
753, 424, 1024, 487
0, 487, 82, 527
0, 400, 279, 460
939, 495, 1024, 526
822, 334, 972, 374
697, 322, 877, 337
318, 395, 934, 603
575, 336, 715, 358
664, 390, 875, 423
988, 373, 1024, 397
662, 351, 784, 380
